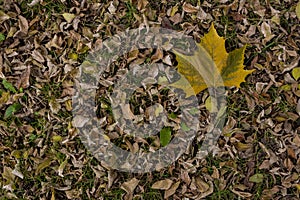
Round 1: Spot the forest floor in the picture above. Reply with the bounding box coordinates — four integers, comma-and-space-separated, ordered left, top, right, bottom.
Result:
1, 0, 300, 199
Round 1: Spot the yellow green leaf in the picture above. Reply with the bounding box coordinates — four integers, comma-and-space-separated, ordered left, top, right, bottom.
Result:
52, 135, 62, 142
249, 173, 264, 183
68, 52, 78, 60
35, 158, 53, 175
296, 1, 300, 20
62, 13, 75, 23
205, 96, 218, 113
292, 67, 300, 80
171, 24, 255, 97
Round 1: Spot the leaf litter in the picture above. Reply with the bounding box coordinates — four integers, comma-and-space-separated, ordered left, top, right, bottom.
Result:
0, 0, 300, 199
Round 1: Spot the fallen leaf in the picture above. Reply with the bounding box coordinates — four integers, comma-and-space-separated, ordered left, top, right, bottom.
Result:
297, 99, 300, 116
171, 24, 254, 97
164, 181, 180, 199
35, 158, 53, 175
169, 13, 182, 24
205, 96, 218, 113
182, 3, 199, 13
121, 178, 139, 200
62, 13, 75, 23
4, 103, 22, 119
260, 22, 275, 42
49, 99, 61, 114
292, 67, 300, 80
249, 173, 264, 183
16, 65, 31, 89
58, 158, 68, 177
0, 33, 5, 42
195, 177, 210, 192
151, 179, 173, 190
160, 127, 172, 147
28, 0, 41, 6
14, 15, 29, 37
2, 79, 17, 93
296, 1, 300, 20
32, 50, 45, 63
0, 11, 10, 24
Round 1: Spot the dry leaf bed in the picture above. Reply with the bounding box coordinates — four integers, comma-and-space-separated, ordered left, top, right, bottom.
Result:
0, 0, 300, 199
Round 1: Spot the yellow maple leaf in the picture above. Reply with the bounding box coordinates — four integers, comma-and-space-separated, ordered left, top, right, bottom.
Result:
170, 24, 255, 97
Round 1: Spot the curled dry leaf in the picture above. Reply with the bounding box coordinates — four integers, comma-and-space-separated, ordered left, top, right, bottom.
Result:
16, 65, 31, 89
28, 0, 41, 7
14, 15, 29, 38
151, 179, 173, 190
0, 10, 10, 23
121, 178, 139, 200
182, 3, 199, 13
49, 98, 61, 114
164, 181, 180, 199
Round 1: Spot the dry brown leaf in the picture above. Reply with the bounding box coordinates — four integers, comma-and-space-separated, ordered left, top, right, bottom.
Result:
32, 50, 45, 63
151, 179, 173, 190
14, 15, 29, 38
0, 10, 10, 23
164, 181, 180, 199
49, 99, 61, 114
182, 3, 199, 13
169, 13, 182, 25
28, 0, 41, 7
16, 65, 31, 89
121, 178, 139, 200
260, 22, 275, 43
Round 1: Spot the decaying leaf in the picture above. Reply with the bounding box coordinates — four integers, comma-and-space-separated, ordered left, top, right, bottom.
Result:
14, 15, 29, 38
182, 3, 199, 13
171, 24, 254, 97
164, 181, 180, 199
49, 98, 61, 114
151, 179, 173, 190
121, 178, 139, 200
0, 10, 10, 24
16, 65, 31, 89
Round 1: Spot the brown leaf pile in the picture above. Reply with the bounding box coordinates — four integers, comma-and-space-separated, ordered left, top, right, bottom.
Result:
0, 0, 300, 199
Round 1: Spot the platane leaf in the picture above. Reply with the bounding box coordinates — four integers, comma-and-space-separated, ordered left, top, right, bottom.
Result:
171, 24, 254, 97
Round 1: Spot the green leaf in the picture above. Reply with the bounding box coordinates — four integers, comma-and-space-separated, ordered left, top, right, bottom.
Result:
2, 79, 17, 93
249, 173, 264, 183
292, 67, 300, 81
4, 103, 21, 119
0, 33, 5, 42
160, 127, 172, 147
168, 112, 177, 119
181, 122, 190, 131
